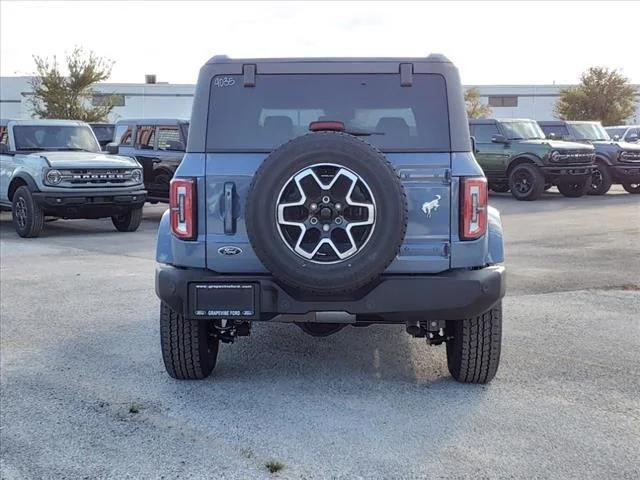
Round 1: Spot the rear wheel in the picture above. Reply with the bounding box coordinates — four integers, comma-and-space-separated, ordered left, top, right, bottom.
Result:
12, 186, 45, 238
160, 302, 219, 380
111, 207, 143, 232
557, 179, 589, 198
508, 163, 545, 201
446, 303, 502, 384
588, 163, 612, 195
622, 182, 640, 194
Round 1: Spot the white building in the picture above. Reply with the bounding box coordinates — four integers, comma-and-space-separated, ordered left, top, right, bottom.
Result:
1, 76, 639, 123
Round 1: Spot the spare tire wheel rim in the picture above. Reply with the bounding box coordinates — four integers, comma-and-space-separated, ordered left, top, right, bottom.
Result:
276, 163, 376, 264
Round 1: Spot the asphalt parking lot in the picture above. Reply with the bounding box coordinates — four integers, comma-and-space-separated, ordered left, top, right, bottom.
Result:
1, 186, 639, 480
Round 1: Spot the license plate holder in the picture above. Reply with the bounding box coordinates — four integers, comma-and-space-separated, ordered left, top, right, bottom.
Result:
189, 283, 259, 319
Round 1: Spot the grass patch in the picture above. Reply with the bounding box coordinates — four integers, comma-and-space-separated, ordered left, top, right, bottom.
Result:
265, 460, 284, 474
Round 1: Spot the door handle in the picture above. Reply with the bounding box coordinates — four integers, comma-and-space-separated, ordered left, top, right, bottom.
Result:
223, 182, 236, 234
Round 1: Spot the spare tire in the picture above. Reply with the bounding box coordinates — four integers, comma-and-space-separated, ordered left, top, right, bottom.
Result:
246, 132, 407, 294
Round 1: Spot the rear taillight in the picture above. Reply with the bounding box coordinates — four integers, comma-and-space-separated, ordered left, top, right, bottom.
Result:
170, 178, 196, 240
460, 177, 487, 241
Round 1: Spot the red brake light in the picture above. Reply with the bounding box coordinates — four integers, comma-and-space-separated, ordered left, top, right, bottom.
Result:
460, 177, 487, 240
170, 178, 196, 240
309, 121, 345, 132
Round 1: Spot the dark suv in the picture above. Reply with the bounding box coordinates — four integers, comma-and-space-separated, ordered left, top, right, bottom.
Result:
539, 120, 640, 195
108, 119, 188, 202
470, 118, 595, 200
154, 55, 506, 384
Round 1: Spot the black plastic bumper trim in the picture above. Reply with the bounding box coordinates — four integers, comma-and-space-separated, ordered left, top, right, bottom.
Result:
155, 265, 506, 322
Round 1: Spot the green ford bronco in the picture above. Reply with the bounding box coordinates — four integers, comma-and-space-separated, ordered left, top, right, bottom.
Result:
469, 118, 595, 200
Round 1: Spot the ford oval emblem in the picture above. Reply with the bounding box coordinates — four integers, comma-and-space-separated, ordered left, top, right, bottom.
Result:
218, 246, 242, 256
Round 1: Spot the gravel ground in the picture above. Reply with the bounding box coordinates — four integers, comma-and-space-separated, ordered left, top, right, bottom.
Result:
1, 186, 639, 479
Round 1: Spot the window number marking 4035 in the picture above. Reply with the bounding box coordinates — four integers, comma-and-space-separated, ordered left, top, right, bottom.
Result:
214, 77, 236, 88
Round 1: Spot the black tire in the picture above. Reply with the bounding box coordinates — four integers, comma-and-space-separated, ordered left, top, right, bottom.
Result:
622, 182, 640, 194
489, 182, 509, 193
151, 170, 172, 198
160, 302, 219, 380
508, 163, 545, 201
111, 207, 143, 232
12, 186, 45, 238
446, 303, 502, 384
557, 179, 589, 198
588, 163, 613, 195
245, 132, 408, 295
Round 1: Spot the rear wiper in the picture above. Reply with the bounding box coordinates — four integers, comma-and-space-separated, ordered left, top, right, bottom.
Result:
344, 129, 385, 137
16, 147, 43, 151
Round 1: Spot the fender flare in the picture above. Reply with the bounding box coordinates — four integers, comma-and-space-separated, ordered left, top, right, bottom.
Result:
595, 153, 614, 166
485, 206, 504, 265
506, 154, 544, 175
7, 172, 39, 200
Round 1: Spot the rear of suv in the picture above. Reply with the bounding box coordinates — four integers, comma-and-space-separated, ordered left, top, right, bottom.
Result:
155, 56, 506, 384
470, 118, 596, 200
539, 120, 640, 195
108, 119, 188, 202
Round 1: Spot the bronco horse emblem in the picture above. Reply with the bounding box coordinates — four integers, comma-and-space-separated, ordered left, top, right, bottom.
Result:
421, 195, 441, 218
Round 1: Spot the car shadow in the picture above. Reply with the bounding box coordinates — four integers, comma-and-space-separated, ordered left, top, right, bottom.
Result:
0, 205, 165, 239
489, 188, 637, 215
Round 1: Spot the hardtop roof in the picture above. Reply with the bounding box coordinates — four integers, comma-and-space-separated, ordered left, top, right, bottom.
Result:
205, 54, 453, 65
3, 119, 89, 127
114, 118, 189, 126
469, 118, 538, 124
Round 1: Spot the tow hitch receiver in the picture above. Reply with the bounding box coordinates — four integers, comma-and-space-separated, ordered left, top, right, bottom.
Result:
406, 320, 449, 345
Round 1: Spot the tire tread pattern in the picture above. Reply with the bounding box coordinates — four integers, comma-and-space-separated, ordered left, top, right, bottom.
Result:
160, 302, 218, 380
447, 303, 502, 384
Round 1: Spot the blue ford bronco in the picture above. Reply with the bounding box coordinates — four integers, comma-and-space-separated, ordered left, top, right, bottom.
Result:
0, 119, 146, 237
155, 56, 506, 383
539, 120, 640, 195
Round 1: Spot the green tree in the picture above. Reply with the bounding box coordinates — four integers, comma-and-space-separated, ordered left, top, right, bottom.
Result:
28, 47, 117, 122
554, 67, 637, 126
465, 87, 492, 119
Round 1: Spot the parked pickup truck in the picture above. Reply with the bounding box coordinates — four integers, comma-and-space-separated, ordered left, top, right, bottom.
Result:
0, 119, 146, 237
107, 119, 188, 203
470, 118, 596, 200
539, 120, 640, 195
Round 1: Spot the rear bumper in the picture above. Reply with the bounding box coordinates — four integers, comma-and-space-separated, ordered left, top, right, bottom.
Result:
33, 189, 146, 218
611, 164, 640, 182
540, 164, 594, 183
155, 264, 506, 323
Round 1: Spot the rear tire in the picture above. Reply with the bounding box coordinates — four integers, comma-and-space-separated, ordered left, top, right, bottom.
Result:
12, 186, 45, 238
557, 179, 589, 198
588, 163, 612, 195
446, 303, 502, 384
160, 302, 219, 380
111, 207, 143, 232
622, 182, 640, 194
508, 164, 545, 201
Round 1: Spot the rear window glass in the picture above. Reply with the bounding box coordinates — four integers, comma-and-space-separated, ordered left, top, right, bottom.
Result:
206, 74, 450, 152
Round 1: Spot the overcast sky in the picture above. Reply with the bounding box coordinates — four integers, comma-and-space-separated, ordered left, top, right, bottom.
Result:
1, 1, 638, 85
